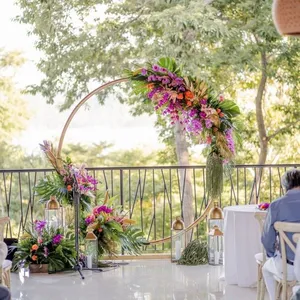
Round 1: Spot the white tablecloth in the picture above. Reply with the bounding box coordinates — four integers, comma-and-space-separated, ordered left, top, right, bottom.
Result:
224, 205, 267, 287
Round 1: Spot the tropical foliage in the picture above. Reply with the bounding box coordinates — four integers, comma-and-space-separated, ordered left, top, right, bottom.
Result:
13, 220, 76, 272
83, 196, 146, 256
127, 58, 240, 198
34, 141, 98, 211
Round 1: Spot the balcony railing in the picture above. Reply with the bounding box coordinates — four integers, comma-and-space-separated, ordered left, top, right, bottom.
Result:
0, 164, 298, 252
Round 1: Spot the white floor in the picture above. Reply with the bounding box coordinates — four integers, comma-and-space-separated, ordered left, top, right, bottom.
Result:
11, 260, 264, 300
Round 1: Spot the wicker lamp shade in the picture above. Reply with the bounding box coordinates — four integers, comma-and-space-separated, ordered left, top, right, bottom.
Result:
272, 0, 300, 36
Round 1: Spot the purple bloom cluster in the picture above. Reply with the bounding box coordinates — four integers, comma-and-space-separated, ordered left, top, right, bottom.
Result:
34, 220, 47, 233
52, 234, 63, 244
205, 119, 213, 129
186, 118, 203, 135
225, 129, 235, 154
40, 140, 52, 153
72, 166, 98, 196
85, 214, 95, 225
93, 205, 113, 216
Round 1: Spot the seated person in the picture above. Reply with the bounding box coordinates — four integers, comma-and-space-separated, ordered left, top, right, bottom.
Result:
262, 169, 300, 300
0, 286, 10, 300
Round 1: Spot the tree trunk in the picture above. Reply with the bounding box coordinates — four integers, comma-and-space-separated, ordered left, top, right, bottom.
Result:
252, 50, 268, 203
174, 122, 194, 240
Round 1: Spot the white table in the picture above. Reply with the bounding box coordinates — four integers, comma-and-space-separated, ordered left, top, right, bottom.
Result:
223, 205, 267, 287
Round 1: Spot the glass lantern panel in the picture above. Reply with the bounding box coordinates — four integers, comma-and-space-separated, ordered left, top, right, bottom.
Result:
85, 240, 98, 268
45, 210, 60, 229
171, 229, 186, 262
208, 235, 223, 265
208, 219, 224, 231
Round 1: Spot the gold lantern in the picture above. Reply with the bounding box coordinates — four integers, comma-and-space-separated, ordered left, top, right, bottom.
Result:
44, 196, 65, 229
208, 202, 224, 265
272, 0, 300, 36
85, 227, 98, 268
171, 217, 186, 262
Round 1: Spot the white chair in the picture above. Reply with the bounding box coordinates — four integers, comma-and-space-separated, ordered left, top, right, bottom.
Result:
273, 222, 300, 300
254, 211, 267, 300
0, 217, 12, 289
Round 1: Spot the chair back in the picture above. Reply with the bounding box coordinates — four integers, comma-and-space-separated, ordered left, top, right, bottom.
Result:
293, 233, 300, 282
0, 217, 9, 242
254, 212, 267, 260
274, 222, 300, 284
254, 211, 267, 232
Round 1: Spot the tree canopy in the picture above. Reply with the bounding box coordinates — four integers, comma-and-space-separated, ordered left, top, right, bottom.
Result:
15, 0, 300, 164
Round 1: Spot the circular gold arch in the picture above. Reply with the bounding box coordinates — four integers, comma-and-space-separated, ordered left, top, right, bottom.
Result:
57, 78, 213, 245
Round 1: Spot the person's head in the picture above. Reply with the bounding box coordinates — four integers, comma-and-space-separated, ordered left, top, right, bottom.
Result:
281, 169, 300, 192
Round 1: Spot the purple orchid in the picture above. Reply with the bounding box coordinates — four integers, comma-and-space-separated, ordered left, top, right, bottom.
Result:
52, 234, 63, 244
205, 119, 213, 129
141, 68, 147, 76
34, 220, 47, 233
225, 128, 235, 154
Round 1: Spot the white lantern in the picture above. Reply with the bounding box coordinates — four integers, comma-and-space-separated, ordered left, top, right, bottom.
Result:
44, 196, 65, 229
171, 217, 186, 262
85, 228, 98, 268
208, 202, 224, 265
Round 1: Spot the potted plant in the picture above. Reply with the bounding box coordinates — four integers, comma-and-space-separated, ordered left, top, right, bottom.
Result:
13, 220, 76, 273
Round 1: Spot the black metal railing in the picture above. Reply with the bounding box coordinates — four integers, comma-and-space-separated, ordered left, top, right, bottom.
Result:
0, 164, 299, 252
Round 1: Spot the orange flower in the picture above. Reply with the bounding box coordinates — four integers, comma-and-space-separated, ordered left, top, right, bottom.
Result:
186, 101, 192, 107
219, 112, 225, 118
177, 93, 184, 100
184, 91, 194, 100
216, 108, 221, 114
31, 244, 38, 251
32, 255, 38, 261
213, 127, 219, 132
67, 185, 72, 191
147, 83, 154, 90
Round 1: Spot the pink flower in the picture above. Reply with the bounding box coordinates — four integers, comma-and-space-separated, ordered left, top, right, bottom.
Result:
219, 95, 224, 102
206, 136, 212, 145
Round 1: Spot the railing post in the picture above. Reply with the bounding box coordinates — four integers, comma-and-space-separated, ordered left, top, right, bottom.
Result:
120, 169, 124, 209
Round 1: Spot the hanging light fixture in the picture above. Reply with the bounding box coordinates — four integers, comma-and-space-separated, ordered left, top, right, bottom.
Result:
272, 0, 300, 36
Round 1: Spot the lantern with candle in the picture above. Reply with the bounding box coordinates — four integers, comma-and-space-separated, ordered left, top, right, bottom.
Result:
208, 202, 224, 265
171, 217, 186, 262
85, 227, 98, 268
44, 195, 65, 229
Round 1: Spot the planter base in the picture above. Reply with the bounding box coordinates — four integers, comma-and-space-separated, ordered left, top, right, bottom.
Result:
29, 264, 49, 274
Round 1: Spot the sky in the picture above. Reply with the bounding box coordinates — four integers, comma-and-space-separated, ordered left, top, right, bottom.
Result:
0, 2, 163, 155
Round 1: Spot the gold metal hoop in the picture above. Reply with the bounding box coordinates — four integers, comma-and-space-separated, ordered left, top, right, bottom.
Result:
57, 77, 212, 245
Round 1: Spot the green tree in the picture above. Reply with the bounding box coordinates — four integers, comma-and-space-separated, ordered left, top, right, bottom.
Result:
0, 49, 29, 168
208, 0, 300, 165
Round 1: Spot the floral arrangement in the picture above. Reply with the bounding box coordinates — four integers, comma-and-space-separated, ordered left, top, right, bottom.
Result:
126, 58, 240, 199
82, 197, 146, 256
258, 202, 270, 211
35, 140, 98, 210
13, 220, 76, 272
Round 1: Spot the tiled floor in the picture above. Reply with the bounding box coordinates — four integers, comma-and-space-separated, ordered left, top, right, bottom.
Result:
11, 260, 264, 300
